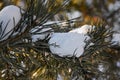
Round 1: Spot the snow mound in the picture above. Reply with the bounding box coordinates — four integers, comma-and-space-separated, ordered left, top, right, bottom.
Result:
49, 33, 90, 57
0, 5, 21, 41
69, 25, 94, 34
112, 33, 120, 45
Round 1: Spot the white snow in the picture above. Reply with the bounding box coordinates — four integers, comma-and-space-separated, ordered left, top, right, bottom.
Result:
57, 74, 63, 80
48, 25, 94, 57
49, 33, 90, 57
69, 25, 94, 34
67, 11, 82, 19
108, 1, 120, 33
112, 33, 120, 45
116, 61, 120, 67
86, 0, 93, 5
31, 26, 54, 42
31, 20, 71, 42
31, 25, 93, 57
108, 1, 120, 11
0, 5, 21, 41
98, 64, 105, 72
44, 20, 69, 27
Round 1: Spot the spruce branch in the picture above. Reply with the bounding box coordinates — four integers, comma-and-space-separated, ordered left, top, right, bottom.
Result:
0, 0, 119, 80
0, 0, 72, 79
